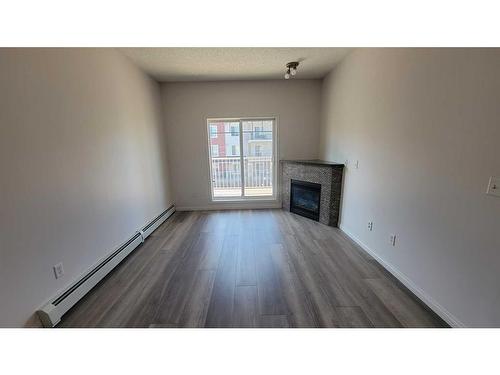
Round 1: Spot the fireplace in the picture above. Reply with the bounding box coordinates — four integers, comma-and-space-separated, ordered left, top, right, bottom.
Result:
281, 160, 344, 226
290, 179, 321, 221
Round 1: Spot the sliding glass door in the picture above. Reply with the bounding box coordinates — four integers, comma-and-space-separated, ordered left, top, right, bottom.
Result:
207, 118, 275, 200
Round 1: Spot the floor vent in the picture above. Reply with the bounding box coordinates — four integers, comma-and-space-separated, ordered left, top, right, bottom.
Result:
36, 204, 175, 327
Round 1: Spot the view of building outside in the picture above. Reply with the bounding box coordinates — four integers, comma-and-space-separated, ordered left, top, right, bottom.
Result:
210, 120, 273, 158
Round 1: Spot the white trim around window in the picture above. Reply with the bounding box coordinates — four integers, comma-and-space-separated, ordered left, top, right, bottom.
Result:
206, 116, 279, 202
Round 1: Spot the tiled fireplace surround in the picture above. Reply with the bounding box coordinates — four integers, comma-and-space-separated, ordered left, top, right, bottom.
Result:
281, 160, 344, 227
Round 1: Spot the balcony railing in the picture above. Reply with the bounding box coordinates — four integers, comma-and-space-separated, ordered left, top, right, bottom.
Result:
211, 156, 273, 197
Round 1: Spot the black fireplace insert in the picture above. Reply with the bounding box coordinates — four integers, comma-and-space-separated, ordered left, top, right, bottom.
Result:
290, 179, 321, 221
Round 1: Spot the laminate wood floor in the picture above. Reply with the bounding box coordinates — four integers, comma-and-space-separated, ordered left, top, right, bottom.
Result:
59, 210, 447, 328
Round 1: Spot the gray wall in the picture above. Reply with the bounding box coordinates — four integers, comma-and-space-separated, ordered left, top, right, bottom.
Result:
0, 48, 173, 327
161, 80, 322, 209
319, 48, 500, 327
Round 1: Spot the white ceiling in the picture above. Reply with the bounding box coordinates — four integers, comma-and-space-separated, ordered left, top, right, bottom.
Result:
118, 48, 352, 82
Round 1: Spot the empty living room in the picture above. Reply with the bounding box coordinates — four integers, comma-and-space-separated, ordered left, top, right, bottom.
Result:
1, 2, 499, 374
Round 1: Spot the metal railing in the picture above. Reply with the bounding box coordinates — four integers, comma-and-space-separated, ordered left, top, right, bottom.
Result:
211, 156, 273, 189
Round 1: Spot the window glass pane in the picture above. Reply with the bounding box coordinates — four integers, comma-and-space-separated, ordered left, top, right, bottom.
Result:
208, 121, 242, 198
242, 120, 274, 197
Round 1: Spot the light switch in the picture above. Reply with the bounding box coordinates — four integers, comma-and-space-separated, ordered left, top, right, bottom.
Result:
486, 177, 500, 197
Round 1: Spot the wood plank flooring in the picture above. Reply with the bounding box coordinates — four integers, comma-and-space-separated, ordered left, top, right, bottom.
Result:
59, 210, 447, 328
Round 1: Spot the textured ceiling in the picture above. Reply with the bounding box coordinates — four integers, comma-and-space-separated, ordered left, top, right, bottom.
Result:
118, 48, 352, 82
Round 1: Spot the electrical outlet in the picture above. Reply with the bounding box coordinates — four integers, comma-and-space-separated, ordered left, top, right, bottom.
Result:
486, 176, 500, 197
368, 222, 373, 231
389, 234, 397, 247
53, 262, 64, 279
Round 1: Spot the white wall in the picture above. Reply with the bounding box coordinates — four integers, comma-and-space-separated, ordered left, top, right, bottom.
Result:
0, 48, 173, 327
319, 48, 500, 327
161, 80, 322, 209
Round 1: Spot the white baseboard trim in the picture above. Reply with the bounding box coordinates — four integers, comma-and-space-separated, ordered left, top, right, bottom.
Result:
177, 202, 281, 211
339, 224, 465, 328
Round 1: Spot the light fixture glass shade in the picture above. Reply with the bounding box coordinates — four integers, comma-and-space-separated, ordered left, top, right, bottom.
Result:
290, 67, 297, 76
284, 72, 290, 79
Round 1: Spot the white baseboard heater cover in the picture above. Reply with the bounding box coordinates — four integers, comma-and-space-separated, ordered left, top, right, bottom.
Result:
36, 204, 175, 327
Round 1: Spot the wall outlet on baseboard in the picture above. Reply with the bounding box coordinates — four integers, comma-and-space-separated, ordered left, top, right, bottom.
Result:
53, 262, 64, 279
368, 221, 373, 231
389, 234, 397, 247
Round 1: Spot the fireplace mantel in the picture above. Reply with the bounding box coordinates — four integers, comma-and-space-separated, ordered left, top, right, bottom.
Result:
280, 160, 344, 227
280, 159, 344, 167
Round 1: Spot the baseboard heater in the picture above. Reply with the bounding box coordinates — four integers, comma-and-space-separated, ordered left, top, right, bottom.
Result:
36, 204, 176, 327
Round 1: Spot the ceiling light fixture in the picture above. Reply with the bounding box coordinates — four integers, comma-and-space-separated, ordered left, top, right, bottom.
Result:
284, 61, 299, 79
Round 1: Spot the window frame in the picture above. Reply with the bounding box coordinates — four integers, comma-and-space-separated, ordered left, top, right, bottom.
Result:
206, 116, 278, 202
